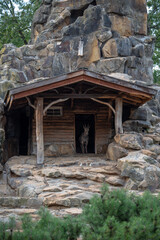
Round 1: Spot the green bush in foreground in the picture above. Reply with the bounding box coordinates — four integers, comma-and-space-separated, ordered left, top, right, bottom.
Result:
1, 186, 160, 240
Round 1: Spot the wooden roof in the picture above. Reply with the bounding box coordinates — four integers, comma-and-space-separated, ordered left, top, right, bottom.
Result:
4, 69, 157, 109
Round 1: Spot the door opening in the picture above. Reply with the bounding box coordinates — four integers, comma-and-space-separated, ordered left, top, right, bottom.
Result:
75, 114, 95, 154
19, 108, 29, 155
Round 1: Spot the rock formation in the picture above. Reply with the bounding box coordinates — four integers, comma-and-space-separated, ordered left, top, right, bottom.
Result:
0, 0, 160, 222
0, 0, 155, 100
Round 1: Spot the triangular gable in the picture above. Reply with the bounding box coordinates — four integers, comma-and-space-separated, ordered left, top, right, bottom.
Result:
4, 69, 156, 109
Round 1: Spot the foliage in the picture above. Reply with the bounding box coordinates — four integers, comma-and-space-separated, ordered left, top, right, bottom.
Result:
0, 0, 41, 49
1, 186, 160, 239
147, 0, 160, 83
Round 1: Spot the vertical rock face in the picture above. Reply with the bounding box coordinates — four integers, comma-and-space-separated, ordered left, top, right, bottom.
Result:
0, 0, 155, 99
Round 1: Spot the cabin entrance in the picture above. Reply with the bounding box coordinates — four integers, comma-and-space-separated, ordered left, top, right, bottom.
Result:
75, 114, 95, 154
19, 108, 30, 155
5, 107, 30, 160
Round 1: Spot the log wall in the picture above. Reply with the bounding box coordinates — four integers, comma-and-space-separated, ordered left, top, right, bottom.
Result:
32, 99, 113, 155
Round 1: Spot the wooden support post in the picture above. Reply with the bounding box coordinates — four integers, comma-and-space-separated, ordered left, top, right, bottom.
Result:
35, 98, 44, 165
115, 98, 123, 134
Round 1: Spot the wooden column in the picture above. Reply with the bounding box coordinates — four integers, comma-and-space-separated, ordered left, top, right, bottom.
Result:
35, 97, 44, 165
115, 98, 123, 134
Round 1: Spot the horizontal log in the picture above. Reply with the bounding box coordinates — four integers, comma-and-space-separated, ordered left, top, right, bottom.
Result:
39, 93, 117, 99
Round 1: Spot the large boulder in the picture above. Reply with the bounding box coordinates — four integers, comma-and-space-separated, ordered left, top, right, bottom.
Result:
129, 105, 153, 121
44, 143, 74, 156
118, 151, 160, 191
123, 120, 151, 133
106, 142, 128, 161
114, 133, 143, 150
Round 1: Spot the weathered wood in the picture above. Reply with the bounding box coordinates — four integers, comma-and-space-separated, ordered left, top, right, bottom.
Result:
32, 99, 112, 155
26, 97, 36, 110
91, 98, 115, 114
35, 98, 44, 165
43, 98, 69, 115
38, 93, 117, 99
115, 98, 123, 134
6, 70, 155, 106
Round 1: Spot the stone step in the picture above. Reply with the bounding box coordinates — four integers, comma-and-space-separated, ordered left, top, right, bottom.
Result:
0, 207, 83, 225
0, 197, 43, 209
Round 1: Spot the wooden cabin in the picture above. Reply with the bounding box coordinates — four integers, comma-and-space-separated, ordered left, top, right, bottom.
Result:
4, 70, 156, 164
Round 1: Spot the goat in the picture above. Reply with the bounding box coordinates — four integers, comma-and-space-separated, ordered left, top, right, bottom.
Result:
79, 125, 90, 154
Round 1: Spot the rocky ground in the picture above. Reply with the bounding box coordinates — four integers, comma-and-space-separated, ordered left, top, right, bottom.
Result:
0, 155, 124, 224
1, 152, 160, 226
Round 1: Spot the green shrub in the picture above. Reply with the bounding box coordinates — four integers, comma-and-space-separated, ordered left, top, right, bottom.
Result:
1, 186, 160, 240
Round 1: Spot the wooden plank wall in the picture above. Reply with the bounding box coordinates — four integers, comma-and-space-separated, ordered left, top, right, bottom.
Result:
32, 99, 113, 155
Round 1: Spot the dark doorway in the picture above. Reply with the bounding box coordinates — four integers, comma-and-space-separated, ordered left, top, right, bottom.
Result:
5, 107, 30, 160
75, 114, 95, 154
19, 108, 29, 155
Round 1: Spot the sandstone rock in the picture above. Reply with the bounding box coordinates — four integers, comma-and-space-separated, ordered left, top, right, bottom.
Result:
9, 164, 33, 177
87, 173, 105, 182
141, 149, 157, 159
145, 134, 160, 143
109, 15, 132, 37
114, 133, 143, 150
43, 186, 62, 192
97, 0, 147, 16
44, 143, 74, 156
87, 166, 120, 175
89, 37, 100, 64
102, 39, 118, 58
63, 208, 82, 216
42, 168, 62, 178
105, 176, 125, 186
107, 142, 128, 161
0, 197, 43, 208
89, 57, 127, 74
148, 145, 160, 155
49, 191, 96, 208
